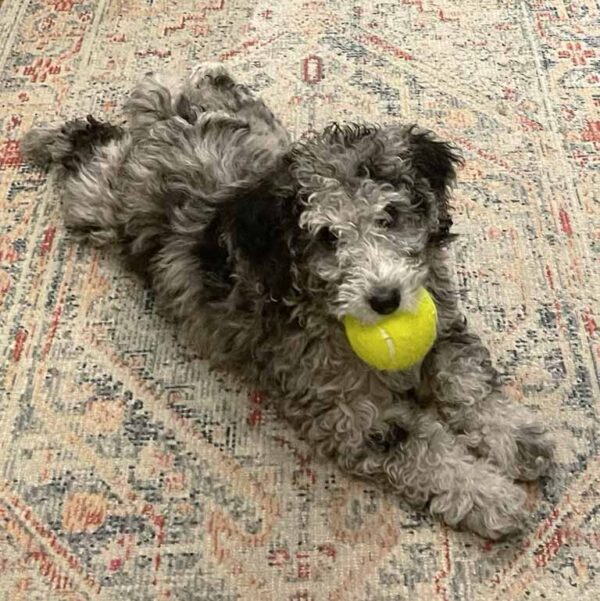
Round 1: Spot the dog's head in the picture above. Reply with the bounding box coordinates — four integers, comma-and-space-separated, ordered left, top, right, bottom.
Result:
227, 123, 461, 322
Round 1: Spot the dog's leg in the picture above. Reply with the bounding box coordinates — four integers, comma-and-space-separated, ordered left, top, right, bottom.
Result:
184, 62, 290, 146
22, 116, 129, 248
295, 399, 527, 539
123, 72, 192, 134
124, 63, 289, 150
421, 317, 554, 481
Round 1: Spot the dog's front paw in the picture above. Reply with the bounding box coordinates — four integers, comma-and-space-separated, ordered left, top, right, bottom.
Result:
429, 466, 527, 540
457, 481, 528, 540
477, 406, 555, 481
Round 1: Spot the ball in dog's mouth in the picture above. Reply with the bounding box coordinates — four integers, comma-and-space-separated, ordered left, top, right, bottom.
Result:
343, 288, 438, 371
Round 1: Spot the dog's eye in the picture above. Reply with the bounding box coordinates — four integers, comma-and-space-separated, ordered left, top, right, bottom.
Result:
317, 227, 338, 248
376, 204, 399, 229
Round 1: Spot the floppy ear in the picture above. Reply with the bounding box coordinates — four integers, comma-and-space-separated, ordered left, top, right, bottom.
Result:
227, 178, 300, 300
407, 127, 462, 198
405, 127, 462, 247
359, 125, 462, 244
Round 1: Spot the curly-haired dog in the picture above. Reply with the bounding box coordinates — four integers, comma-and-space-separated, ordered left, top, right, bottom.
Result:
23, 63, 554, 539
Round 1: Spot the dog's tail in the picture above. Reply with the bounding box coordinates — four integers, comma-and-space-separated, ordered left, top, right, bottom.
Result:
22, 115, 124, 172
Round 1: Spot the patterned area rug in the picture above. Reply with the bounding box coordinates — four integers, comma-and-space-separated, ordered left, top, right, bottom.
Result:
1, 1, 598, 599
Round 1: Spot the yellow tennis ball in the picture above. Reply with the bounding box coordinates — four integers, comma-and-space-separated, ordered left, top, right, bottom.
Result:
343, 288, 437, 371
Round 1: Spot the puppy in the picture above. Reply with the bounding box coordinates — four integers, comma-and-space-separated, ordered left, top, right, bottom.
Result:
23, 63, 554, 539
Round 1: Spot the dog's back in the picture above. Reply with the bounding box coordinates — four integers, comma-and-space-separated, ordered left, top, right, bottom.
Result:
22, 66, 297, 366
23, 67, 288, 277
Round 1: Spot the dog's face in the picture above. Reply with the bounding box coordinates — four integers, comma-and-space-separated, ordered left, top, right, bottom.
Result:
292, 124, 461, 323
229, 124, 461, 323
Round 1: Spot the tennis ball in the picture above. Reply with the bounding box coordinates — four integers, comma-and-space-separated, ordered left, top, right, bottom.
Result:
343, 288, 437, 371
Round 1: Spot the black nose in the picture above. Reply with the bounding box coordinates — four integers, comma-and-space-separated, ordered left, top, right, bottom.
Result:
368, 289, 401, 315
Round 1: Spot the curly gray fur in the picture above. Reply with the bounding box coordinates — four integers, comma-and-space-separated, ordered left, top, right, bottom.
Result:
23, 63, 554, 539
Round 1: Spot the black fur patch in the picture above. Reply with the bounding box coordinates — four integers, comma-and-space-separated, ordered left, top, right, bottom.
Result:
60, 115, 124, 173
124, 236, 162, 282
428, 215, 458, 248
407, 128, 462, 247
408, 127, 463, 193
225, 175, 300, 299
367, 422, 408, 453
211, 73, 235, 88
194, 212, 234, 300
321, 122, 379, 147
175, 95, 198, 124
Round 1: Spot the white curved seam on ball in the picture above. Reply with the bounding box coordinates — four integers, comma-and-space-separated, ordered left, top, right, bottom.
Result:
377, 325, 396, 361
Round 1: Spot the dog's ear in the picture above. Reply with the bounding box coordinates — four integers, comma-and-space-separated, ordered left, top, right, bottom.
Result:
227, 178, 300, 300
406, 128, 462, 247
407, 127, 462, 197
364, 125, 462, 195
365, 126, 462, 247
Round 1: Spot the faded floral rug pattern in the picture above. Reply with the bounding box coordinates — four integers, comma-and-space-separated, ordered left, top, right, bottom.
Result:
0, 0, 598, 600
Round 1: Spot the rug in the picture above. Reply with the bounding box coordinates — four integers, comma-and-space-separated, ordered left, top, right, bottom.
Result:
0, 0, 598, 599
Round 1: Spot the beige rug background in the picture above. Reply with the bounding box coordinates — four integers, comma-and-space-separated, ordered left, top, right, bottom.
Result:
1, 0, 598, 599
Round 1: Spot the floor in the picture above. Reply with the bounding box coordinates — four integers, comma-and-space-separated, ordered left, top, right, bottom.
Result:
0, 0, 598, 599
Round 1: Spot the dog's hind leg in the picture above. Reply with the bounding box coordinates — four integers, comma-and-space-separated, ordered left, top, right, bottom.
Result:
185, 62, 290, 147
22, 116, 129, 248
123, 72, 196, 134
124, 64, 289, 151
